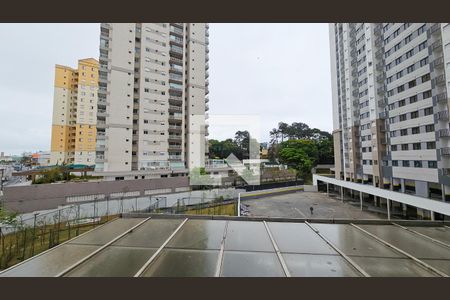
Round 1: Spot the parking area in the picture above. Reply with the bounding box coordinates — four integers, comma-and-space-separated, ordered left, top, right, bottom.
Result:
243, 191, 382, 219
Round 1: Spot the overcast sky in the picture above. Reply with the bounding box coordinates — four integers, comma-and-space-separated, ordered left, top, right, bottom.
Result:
0, 23, 332, 155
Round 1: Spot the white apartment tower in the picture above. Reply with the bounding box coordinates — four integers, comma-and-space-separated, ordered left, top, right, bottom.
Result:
96, 23, 209, 173
330, 23, 450, 208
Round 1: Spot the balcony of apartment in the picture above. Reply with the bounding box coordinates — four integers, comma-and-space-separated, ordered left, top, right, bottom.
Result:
443, 168, 450, 176
169, 65, 183, 74
97, 109, 107, 118
376, 74, 385, 83
352, 90, 359, 97
374, 37, 382, 47
375, 62, 383, 71
205, 104, 209, 111
432, 56, 445, 69
168, 125, 183, 133
168, 113, 183, 123
169, 56, 183, 65
441, 147, 450, 156
170, 26, 184, 36
378, 98, 387, 107
97, 120, 106, 127
169, 74, 183, 84
438, 128, 450, 138
168, 105, 182, 113
205, 96, 209, 103
433, 92, 448, 105
377, 86, 384, 95
435, 110, 449, 122
375, 49, 383, 59
379, 111, 387, 119
171, 23, 183, 29
168, 144, 182, 151
432, 74, 446, 88
168, 135, 182, 143
96, 155, 105, 163
170, 46, 184, 58
429, 39, 443, 52
96, 144, 106, 151
169, 95, 183, 106
169, 87, 183, 97
170, 36, 184, 47
169, 154, 182, 161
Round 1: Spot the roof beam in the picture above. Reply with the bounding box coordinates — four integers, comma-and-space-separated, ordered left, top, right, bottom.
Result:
263, 221, 291, 277
134, 218, 188, 277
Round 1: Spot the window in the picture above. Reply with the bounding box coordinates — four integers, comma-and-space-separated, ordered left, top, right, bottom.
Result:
413, 143, 421, 150
420, 57, 428, 67
401, 144, 409, 151
412, 127, 420, 134
408, 80, 416, 88
422, 73, 430, 82
407, 64, 415, 73
418, 41, 427, 51
391, 145, 398, 151
394, 43, 401, 51
405, 34, 412, 44
395, 57, 402, 64
410, 95, 418, 103
414, 161, 422, 168
425, 124, 435, 132
423, 90, 432, 99
417, 24, 426, 35
428, 161, 437, 168
392, 160, 399, 166
398, 99, 406, 107
403, 160, 410, 167
406, 49, 414, 58
400, 128, 408, 136
427, 141, 436, 149
397, 85, 405, 93
410, 111, 419, 119
424, 107, 433, 116
400, 114, 407, 121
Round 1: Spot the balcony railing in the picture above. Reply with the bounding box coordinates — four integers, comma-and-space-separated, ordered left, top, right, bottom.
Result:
441, 147, 450, 156
433, 92, 448, 105
438, 129, 450, 137
433, 56, 444, 68
169, 105, 182, 112
170, 47, 183, 55
435, 110, 449, 121
168, 145, 182, 150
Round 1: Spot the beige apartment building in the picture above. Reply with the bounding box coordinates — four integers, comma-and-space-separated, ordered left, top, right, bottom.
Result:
50, 58, 99, 166
330, 23, 450, 214
96, 23, 209, 177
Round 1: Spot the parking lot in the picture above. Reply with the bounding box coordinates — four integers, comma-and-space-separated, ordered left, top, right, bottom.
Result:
243, 191, 382, 219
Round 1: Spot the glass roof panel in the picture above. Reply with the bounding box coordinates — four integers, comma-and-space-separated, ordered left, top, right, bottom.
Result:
167, 219, 226, 250
65, 246, 156, 277
359, 225, 450, 260
224, 221, 274, 252
113, 218, 183, 248
68, 218, 144, 246
422, 259, 450, 276
313, 224, 402, 258
351, 256, 437, 277
268, 222, 336, 255
407, 226, 450, 245
0, 244, 99, 277
221, 251, 285, 277
282, 253, 360, 277
142, 249, 219, 277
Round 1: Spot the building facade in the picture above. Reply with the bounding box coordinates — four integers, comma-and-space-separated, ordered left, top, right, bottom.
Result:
50, 58, 99, 166
330, 23, 450, 203
96, 23, 209, 174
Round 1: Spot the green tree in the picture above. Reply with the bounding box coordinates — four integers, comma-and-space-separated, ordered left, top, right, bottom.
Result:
278, 139, 319, 182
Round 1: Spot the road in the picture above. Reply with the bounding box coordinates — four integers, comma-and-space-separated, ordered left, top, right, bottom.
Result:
243, 191, 382, 219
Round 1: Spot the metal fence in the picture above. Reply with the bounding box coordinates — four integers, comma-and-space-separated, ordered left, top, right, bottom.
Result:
0, 188, 241, 270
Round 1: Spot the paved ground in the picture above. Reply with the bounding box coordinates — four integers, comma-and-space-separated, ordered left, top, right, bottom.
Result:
243, 191, 382, 219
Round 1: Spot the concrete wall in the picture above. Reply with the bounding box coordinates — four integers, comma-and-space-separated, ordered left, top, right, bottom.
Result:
2, 176, 189, 213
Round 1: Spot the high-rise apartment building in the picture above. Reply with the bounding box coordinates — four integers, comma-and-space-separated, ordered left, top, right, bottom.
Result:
96, 23, 209, 174
50, 58, 99, 166
330, 23, 450, 203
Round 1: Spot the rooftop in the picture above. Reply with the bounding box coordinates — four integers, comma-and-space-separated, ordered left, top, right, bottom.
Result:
1, 214, 449, 277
